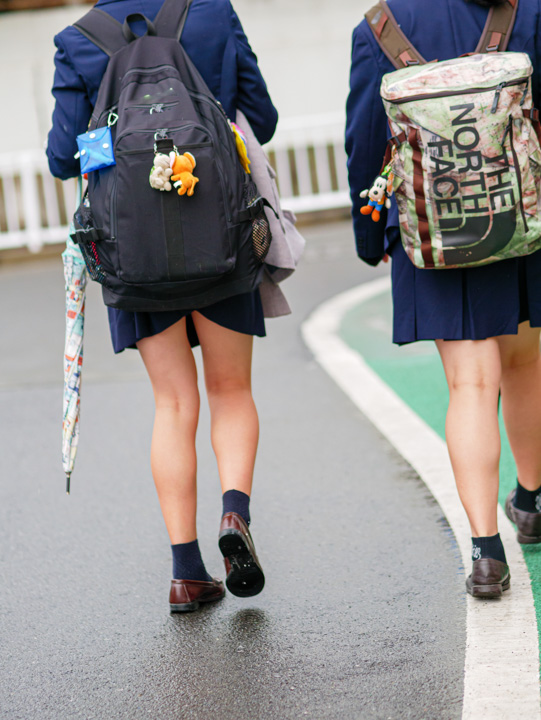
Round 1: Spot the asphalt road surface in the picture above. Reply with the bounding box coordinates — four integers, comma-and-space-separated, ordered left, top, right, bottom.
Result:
0, 221, 465, 720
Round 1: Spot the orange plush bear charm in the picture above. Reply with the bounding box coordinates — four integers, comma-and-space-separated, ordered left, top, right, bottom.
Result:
170, 151, 199, 196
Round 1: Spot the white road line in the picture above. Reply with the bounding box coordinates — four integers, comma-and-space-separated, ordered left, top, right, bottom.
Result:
302, 277, 540, 720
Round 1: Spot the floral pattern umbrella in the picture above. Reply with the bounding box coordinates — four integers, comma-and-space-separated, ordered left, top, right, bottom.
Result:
62, 232, 88, 494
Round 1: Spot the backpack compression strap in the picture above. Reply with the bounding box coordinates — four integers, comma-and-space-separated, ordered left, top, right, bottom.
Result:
475, 0, 519, 53
73, 0, 193, 56
365, 0, 520, 70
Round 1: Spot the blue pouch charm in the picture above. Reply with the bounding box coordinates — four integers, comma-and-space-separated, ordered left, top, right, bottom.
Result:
76, 127, 115, 174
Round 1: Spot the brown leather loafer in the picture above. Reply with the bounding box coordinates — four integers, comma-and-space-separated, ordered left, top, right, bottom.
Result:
466, 558, 510, 599
218, 512, 265, 598
505, 490, 541, 544
169, 578, 225, 613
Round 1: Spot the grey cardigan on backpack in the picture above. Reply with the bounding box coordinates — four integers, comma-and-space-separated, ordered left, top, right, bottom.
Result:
236, 111, 305, 318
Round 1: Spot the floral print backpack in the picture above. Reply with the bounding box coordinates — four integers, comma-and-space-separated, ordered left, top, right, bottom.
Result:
365, 0, 541, 268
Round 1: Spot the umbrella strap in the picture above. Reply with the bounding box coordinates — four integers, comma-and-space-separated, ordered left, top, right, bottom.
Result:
76, 176, 84, 208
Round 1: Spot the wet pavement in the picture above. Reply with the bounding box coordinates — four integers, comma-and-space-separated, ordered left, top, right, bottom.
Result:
0, 222, 465, 719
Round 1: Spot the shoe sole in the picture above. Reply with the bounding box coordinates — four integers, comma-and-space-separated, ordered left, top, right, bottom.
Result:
169, 590, 225, 614
504, 501, 541, 544
219, 529, 265, 598
516, 533, 541, 544
467, 576, 511, 599
170, 601, 200, 613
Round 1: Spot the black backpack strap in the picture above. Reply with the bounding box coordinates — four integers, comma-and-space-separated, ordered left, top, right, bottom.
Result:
73, 8, 128, 57
365, 1, 426, 70
154, 0, 194, 41
475, 0, 519, 53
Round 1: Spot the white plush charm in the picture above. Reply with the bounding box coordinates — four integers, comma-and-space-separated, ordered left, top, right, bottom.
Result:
149, 153, 174, 191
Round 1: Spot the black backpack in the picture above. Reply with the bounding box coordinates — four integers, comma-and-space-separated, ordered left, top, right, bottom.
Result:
71, 0, 272, 312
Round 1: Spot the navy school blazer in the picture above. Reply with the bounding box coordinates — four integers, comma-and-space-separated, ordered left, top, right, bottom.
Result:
345, 0, 541, 265
47, 0, 278, 180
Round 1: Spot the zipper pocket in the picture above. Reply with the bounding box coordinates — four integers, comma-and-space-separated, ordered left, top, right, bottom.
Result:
122, 64, 177, 79
114, 123, 212, 147
116, 142, 212, 157
128, 101, 180, 115
113, 133, 232, 222
115, 120, 234, 223
392, 77, 529, 110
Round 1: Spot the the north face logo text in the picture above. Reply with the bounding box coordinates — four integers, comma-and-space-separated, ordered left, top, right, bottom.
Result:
427, 103, 516, 223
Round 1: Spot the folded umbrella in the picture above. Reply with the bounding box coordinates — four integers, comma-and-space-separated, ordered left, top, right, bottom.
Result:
62, 232, 88, 494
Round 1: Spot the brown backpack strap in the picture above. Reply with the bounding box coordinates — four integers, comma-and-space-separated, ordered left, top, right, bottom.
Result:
475, 0, 519, 54
365, 1, 426, 70
366, 0, 519, 69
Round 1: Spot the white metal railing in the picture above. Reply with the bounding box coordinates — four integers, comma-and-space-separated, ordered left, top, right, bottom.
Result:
0, 151, 78, 252
0, 113, 350, 252
267, 112, 350, 213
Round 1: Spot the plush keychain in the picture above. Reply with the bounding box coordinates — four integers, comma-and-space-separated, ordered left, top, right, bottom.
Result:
171, 151, 199, 196
149, 153, 173, 191
149, 151, 199, 196
360, 159, 395, 223
230, 122, 251, 174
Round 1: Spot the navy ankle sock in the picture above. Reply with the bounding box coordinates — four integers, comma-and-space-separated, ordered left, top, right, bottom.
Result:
513, 479, 541, 513
171, 540, 212, 582
471, 534, 507, 564
222, 489, 251, 525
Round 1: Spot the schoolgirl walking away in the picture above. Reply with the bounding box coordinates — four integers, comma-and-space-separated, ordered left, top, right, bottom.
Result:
346, 0, 541, 598
48, 0, 281, 612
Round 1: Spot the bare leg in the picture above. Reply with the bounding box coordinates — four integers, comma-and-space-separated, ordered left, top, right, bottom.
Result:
497, 322, 541, 491
192, 313, 258, 496
137, 319, 200, 544
436, 338, 502, 537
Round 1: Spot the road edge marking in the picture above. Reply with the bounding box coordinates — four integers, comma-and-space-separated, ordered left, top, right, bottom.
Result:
301, 277, 540, 720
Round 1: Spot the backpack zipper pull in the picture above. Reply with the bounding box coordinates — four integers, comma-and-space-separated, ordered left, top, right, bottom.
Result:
520, 83, 529, 106
150, 104, 164, 114
492, 83, 506, 114
501, 116, 512, 146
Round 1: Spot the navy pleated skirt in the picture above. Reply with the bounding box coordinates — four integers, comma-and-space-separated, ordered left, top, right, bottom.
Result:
389, 228, 541, 345
107, 289, 266, 353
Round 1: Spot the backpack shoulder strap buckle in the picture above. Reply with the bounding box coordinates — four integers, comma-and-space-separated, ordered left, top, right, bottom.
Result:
475, 0, 520, 54
365, 0, 426, 70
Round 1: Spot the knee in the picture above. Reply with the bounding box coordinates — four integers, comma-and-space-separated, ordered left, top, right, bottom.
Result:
501, 351, 540, 373
154, 386, 200, 417
205, 374, 251, 399
447, 373, 500, 395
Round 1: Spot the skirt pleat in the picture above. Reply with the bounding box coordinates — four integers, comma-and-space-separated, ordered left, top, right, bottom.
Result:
390, 231, 541, 345
107, 289, 266, 353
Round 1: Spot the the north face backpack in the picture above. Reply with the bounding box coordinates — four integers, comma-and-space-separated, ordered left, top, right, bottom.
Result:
364, 0, 541, 269
71, 0, 272, 311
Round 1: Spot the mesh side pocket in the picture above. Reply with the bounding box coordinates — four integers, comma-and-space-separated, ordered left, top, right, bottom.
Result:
72, 197, 108, 285
252, 215, 271, 262
244, 182, 272, 262
78, 240, 107, 284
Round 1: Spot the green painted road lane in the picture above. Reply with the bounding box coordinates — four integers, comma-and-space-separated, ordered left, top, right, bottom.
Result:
340, 287, 541, 676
